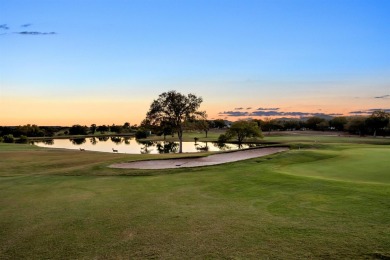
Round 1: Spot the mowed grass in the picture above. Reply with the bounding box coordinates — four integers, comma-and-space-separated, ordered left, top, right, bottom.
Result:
0, 139, 389, 259
280, 146, 390, 184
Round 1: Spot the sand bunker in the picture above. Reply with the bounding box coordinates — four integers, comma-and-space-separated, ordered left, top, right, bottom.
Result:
109, 147, 288, 169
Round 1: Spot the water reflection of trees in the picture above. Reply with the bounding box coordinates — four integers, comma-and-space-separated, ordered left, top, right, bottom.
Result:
212, 142, 260, 150
44, 139, 54, 145
213, 142, 232, 151
98, 136, 109, 142
123, 137, 131, 145
70, 138, 86, 145
195, 141, 209, 152
156, 141, 179, 154
90, 137, 98, 145
36, 139, 54, 145
137, 141, 155, 154
110, 136, 123, 144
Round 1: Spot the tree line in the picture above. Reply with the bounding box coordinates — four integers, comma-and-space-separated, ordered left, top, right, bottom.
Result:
253, 111, 390, 137
0, 122, 135, 143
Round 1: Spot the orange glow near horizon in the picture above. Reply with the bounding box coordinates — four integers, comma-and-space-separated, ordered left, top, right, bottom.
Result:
1, 93, 387, 126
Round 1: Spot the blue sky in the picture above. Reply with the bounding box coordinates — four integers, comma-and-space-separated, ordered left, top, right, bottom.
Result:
1, 0, 389, 125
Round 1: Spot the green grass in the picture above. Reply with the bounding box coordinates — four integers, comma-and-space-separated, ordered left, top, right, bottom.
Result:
279, 146, 390, 184
264, 133, 390, 145
0, 138, 389, 259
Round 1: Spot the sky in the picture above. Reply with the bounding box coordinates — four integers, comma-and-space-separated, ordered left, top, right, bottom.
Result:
1, 0, 389, 126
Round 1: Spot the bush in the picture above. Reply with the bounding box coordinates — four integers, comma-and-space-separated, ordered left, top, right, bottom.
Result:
16, 135, 28, 143
3, 134, 15, 143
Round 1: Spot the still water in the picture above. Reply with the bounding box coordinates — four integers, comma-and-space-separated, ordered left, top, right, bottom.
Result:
33, 137, 260, 154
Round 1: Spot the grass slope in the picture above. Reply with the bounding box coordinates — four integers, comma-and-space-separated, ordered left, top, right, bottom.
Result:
0, 140, 389, 259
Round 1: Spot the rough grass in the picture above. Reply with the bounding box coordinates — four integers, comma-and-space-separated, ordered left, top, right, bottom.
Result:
0, 139, 389, 259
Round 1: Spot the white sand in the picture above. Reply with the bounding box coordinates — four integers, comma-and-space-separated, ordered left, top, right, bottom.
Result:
109, 147, 288, 169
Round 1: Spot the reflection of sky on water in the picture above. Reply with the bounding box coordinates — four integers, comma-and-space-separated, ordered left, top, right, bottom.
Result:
33, 137, 258, 154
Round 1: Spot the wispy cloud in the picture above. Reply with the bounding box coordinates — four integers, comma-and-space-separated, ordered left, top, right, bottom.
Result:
256, 107, 280, 111
246, 107, 252, 110
219, 111, 249, 117
349, 108, 390, 115
374, 95, 390, 99
220, 109, 341, 119
349, 111, 368, 115
234, 107, 244, 110
15, 31, 56, 35
0, 24, 9, 30
250, 111, 283, 116
368, 108, 390, 113
0, 23, 57, 36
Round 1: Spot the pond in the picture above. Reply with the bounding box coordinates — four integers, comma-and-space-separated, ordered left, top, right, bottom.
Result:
32, 137, 260, 154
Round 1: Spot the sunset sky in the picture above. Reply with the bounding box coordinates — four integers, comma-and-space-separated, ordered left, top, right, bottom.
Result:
1, 0, 389, 126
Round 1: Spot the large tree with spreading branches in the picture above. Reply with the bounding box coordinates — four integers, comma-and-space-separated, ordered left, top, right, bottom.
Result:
145, 90, 205, 153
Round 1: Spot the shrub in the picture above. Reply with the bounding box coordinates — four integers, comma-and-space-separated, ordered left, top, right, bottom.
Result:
3, 134, 15, 143
16, 135, 28, 143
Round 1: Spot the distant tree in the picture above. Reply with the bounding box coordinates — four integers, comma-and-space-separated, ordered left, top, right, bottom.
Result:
251, 119, 263, 128
145, 90, 205, 153
225, 120, 263, 143
2, 134, 15, 143
306, 117, 326, 130
346, 116, 367, 136
317, 120, 330, 131
13, 124, 45, 137
135, 129, 149, 139
193, 119, 210, 137
110, 124, 122, 133
213, 119, 226, 129
270, 119, 284, 131
283, 120, 301, 131
97, 125, 109, 134
123, 122, 131, 132
365, 110, 390, 137
261, 117, 275, 134
329, 117, 347, 131
90, 124, 97, 134
69, 125, 88, 135
40, 126, 56, 137
16, 135, 28, 143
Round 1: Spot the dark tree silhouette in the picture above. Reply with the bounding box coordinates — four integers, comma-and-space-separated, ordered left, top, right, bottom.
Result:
145, 91, 205, 153
365, 111, 389, 137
